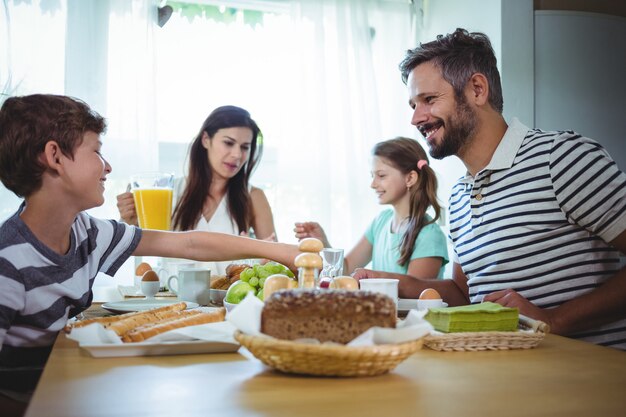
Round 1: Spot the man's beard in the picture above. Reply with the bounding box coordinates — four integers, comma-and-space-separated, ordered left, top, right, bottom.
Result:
428, 96, 478, 160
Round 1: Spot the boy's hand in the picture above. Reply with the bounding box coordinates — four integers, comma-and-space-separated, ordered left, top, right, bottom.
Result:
117, 188, 138, 226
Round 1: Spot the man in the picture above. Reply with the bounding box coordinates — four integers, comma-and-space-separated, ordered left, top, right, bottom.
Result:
354, 28, 626, 349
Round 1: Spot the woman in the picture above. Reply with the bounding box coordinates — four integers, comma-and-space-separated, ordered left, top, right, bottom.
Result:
118, 106, 276, 273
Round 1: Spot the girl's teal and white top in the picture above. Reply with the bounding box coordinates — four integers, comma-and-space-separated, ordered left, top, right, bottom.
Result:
365, 208, 449, 277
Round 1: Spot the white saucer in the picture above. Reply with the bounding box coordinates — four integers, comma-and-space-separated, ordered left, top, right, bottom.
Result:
398, 298, 448, 314
102, 299, 199, 314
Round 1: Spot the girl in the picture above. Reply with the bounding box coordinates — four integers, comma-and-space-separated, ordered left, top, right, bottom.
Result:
295, 137, 448, 295
117, 106, 277, 274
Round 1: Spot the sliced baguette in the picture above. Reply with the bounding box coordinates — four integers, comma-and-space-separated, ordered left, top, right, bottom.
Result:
66, 302, 188, 332
120, 310, 201, 342
123, 308, 226, 343
107, 308, 186, 336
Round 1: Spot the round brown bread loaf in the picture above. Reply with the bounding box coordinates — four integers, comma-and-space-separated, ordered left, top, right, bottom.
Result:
261, 289, 396, 344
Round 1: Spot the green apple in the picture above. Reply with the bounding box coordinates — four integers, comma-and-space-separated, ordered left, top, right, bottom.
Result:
225, 281, 255, 304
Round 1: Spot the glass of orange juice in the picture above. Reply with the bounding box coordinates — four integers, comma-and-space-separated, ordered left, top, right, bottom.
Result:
131, 172, 174, 230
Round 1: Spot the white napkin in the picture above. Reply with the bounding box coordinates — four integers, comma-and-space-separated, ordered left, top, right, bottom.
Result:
227, 292, 433, 346
226, 292, 264, 336
348, 309, 433, 346
67, 321, 124, 345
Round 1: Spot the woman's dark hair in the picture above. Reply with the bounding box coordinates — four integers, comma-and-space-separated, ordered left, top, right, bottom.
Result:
399, 28, 503, 113
373, 137, 441, 266
172, 105, 262, 232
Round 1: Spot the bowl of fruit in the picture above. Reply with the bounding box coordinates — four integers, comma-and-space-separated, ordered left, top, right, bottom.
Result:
224, 262, 296, 306
223, 300, 238, 313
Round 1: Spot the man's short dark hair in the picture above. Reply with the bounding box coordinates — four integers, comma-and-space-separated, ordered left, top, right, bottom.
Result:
0, 94, 106, 197
399, 28, 503, 113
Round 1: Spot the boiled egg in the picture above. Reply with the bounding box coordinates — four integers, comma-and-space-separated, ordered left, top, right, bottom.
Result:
419, 288, 441, 300
141, 270, 160, 282
135, 262, 152, 276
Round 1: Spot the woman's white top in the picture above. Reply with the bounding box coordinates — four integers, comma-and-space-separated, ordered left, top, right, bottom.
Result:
173, 178, 249, 276
194, 196, 238, 276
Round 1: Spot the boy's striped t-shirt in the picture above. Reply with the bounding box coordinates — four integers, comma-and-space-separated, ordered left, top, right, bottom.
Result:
449, 119, 626, 349
0, 207, 141, 390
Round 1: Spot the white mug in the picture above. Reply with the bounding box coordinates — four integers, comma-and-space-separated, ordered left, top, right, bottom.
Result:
159, 258, 196, 283
359, 278, 399, 306
167, 267, 211, 305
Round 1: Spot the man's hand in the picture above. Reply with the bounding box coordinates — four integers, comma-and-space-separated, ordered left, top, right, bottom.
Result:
483, 289, 556, 331
351, 268, 385, 281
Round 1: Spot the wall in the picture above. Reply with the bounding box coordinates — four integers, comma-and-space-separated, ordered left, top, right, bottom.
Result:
534, 11, 626, 171
417, 0, 503, 274
418, 1, 503, 209
501, 0, 534, 127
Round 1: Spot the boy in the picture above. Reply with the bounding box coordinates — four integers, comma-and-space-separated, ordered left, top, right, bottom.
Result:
0, 94, 299, 406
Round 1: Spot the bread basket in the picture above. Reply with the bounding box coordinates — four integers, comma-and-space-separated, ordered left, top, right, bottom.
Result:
234, 331, 424, 377
423, 314, 549, 352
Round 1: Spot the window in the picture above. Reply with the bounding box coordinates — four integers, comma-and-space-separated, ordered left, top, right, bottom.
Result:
1, 0, 422, 284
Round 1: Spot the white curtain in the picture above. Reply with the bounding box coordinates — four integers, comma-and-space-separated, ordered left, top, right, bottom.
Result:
83, 0, 160, 219
276, 0, 421, 251
1, 0, 66, 219
0, 0, 422, 284
0, 0, 159, 223
272, 0, 386, 250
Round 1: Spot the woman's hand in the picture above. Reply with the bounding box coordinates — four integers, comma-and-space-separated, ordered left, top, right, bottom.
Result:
293, 222, 330, 247
116, 189, 138, 226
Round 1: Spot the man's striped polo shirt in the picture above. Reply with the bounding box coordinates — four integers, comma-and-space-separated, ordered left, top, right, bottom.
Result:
449, 119, 626, 349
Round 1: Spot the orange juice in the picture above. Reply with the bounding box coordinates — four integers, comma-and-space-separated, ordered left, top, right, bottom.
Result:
133, 188, 173, 230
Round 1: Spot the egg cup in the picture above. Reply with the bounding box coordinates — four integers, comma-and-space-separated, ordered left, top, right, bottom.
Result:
140, 281, 160, 299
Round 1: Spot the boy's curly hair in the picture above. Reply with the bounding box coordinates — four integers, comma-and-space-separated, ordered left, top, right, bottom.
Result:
0, 94, 106, 197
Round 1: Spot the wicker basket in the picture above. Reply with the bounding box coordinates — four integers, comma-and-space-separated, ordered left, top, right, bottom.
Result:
424, 314, 550, 352
234, 331, 424, 377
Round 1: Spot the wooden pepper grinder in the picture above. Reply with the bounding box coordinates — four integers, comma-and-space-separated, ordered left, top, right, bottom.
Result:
295, 238, 324, 289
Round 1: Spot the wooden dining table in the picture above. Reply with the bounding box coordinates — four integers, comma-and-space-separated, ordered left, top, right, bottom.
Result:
25, 301, 626, 417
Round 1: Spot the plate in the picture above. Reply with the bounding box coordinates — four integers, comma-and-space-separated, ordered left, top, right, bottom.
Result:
397, 298, 447, 314
118, 285, 176, 298
102, 299, 199, 314
398, 298, 418, 314
80, 340, 240, 358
